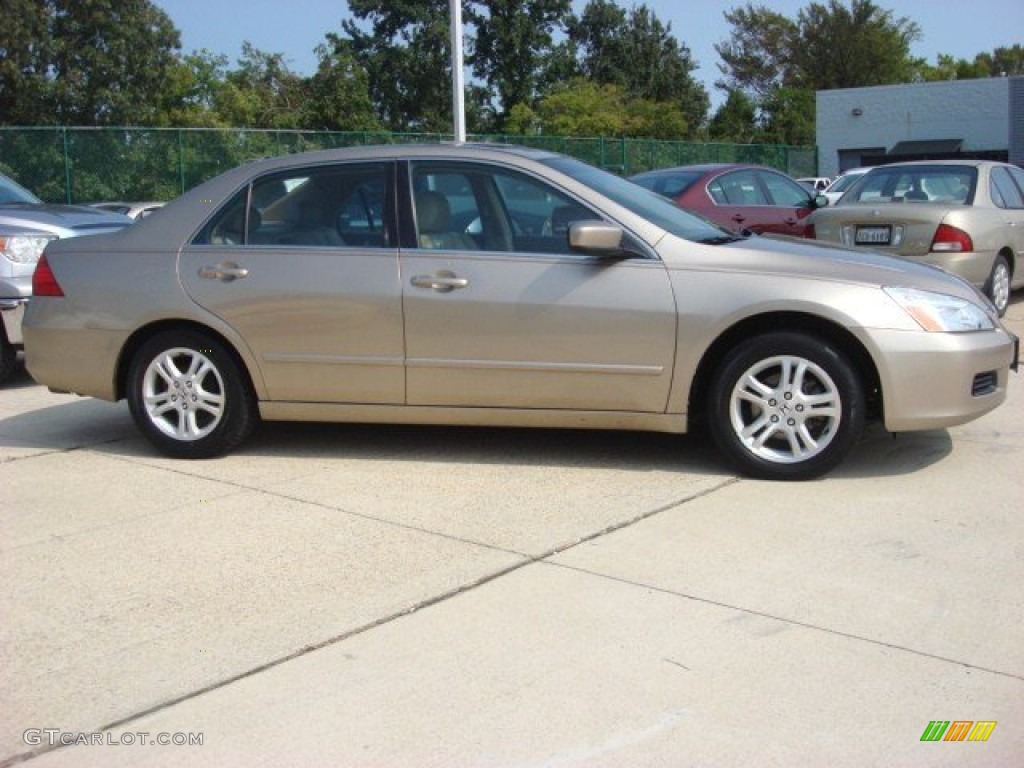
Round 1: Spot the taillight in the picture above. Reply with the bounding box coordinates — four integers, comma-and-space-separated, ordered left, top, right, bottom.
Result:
930, 224, 973, 253
32, 254, 64, 297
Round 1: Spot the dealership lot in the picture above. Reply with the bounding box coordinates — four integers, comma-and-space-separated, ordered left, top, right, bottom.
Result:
1, 298, 1022, 767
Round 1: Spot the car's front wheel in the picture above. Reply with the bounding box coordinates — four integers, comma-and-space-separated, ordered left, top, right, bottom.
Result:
127, 330, 256, 458
985, 254, 1011, 317
707, 332, 865, 480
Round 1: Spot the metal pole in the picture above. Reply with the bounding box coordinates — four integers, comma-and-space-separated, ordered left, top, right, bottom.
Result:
449, 0, 466, 143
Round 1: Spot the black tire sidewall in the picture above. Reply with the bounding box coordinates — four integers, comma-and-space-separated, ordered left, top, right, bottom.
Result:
127, 330, 255, 458
985, 255, 1010, 317
707, 332, 865, 481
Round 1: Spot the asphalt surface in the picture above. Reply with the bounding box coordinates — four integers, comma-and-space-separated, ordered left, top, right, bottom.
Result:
2, 296, 1022, 767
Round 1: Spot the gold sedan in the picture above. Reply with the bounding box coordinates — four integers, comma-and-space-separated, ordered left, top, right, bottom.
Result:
807, 160, 1024, 316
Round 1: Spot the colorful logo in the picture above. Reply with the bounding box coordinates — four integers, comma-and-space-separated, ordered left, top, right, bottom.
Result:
920, 721, 997, 742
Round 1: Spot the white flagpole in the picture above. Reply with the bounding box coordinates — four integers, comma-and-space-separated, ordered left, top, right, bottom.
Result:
449, 0, 467, 142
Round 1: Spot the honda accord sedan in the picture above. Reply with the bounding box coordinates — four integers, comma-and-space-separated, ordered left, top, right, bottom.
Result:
23, 144, 1019, 480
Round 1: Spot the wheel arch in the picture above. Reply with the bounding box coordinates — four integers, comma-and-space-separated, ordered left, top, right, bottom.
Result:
115, 320, 258, 402
686, 311, 883, 428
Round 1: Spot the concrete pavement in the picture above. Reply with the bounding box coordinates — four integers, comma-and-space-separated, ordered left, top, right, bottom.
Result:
1, 298, 1022, 767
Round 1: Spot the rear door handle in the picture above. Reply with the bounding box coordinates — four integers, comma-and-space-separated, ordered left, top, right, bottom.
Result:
199, 262, 249, 281
411, 271, 469, 293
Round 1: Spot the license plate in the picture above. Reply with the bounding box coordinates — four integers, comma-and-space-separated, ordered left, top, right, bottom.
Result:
855, 226, 891, 245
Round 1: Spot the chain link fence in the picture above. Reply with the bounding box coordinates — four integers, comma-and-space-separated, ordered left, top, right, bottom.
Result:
0, 126, 817, 204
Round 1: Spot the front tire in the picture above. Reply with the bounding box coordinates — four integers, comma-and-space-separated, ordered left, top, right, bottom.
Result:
707, 332, 865, 481
127, 330, 256, 458
985, 254, 1011, 317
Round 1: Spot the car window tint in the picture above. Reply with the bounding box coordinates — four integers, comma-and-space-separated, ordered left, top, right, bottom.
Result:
760, 171, 811, 207
990, 167, 1024, 209
193, 163, 391, 247
710, 170, 767, 205
411, 162, 603, 256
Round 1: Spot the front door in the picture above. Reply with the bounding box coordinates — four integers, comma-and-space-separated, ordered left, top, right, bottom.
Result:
401, 161, 677, 413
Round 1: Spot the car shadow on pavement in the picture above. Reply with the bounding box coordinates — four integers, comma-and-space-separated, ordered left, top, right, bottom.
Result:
3, 387, 952, 480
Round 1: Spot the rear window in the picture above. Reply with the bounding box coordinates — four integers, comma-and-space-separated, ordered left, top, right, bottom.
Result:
845, 166, 976, 204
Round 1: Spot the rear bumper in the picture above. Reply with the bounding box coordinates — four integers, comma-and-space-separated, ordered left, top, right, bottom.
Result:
23, 323, 124, 401
914, 250, 997, 288
0, 298, 27, 346
865, 325, 1016, 431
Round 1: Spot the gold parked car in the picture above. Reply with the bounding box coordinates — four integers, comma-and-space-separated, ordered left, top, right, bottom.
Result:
23, 145, 1019, 480
806, 160, 1024, 316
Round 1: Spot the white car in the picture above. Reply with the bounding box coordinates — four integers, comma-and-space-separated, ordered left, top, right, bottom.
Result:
822, 167, 871, 205
797, 177, 832, 193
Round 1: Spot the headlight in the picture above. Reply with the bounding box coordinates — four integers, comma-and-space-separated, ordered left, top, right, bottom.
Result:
884, 286, 994, 332
0, 234, 57, 264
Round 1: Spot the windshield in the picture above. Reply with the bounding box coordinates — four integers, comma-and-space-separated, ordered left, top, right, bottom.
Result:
542, 156, 728, 242
0, 173, 42, 205
827, 172, 863, 195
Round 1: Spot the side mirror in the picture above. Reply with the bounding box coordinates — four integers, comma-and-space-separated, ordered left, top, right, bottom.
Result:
568, 221, 631, 257
813, 194, 829, 208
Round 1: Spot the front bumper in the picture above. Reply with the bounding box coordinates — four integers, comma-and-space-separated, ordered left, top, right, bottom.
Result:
865, 325, 1017, 432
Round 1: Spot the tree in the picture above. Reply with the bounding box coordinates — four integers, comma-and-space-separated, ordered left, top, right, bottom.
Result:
789, 0, 920, 91
918, 44, 1024, 81
338, 0, 455, 132
517, 78, 688, 139
714, 4, 796, 98
708, 90, 759, 143
569, 1, 709, 135
466, 0, 571, 130
0, 0, 182, 125
302, 44, 381, 131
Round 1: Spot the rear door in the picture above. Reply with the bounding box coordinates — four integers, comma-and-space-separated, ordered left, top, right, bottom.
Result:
179, 161, 405, 403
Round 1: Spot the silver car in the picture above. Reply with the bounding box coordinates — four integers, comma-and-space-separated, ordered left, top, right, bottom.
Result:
807, 160, 1024, 315
23, 145, 1019, 480
1, 171, 131, 382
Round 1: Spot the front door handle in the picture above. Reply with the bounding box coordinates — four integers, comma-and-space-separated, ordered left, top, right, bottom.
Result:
199, 262, 249, 282
411, 271, 469, 293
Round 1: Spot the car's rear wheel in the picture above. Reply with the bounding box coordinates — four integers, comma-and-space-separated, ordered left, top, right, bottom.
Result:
127, 330, 256, 458
707, 332, 865, 481
985, 254, 1011, 317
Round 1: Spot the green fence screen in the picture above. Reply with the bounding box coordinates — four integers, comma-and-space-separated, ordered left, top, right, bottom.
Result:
0, 126, 817, 204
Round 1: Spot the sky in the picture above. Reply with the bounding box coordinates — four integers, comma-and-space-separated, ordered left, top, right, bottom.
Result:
154, 0, 1024, 109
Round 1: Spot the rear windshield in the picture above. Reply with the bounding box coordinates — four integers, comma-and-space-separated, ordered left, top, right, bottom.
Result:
844, 166, 976, 204
542, 157, 725, 242
630, 170, 703, 199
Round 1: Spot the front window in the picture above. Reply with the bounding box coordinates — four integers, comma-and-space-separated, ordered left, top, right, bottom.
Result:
410, 162, 606, 255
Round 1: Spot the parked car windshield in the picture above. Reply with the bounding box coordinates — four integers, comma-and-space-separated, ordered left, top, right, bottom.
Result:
541, 156, 729, 242
0, 173, 43, 205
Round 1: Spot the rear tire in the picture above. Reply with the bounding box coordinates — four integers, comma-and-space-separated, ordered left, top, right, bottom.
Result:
985, 254, 1011, 317
707, 332, 865, 481
127, 330, 256, 458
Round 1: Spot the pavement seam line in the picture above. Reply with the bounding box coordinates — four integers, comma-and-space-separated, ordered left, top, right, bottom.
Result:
1, 475, 738, 766
547, 561, 1024, 682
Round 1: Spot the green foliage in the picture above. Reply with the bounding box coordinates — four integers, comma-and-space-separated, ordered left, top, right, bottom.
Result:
466, 0, 571, 130
531, 79, 688, 139
0, 0, 182, 126
917, 45, 1024, 81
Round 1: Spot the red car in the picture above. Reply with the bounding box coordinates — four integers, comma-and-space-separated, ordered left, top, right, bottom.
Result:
630, 163, 825, 237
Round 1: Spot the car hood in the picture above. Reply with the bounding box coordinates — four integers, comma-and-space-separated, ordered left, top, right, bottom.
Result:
0, 203, 132, 237
665, 232, 987, 306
